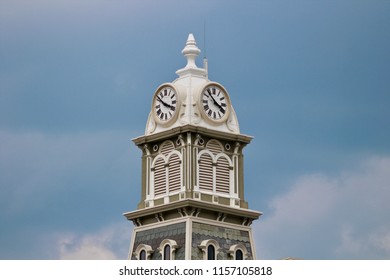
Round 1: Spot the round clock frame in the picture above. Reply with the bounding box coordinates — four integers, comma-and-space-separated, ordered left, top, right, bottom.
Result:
152, 84, 180, 125
199, 83, 231, 123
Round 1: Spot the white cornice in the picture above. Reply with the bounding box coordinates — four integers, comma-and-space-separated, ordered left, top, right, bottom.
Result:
123, 198, 262, 221
134, 124, 253, 146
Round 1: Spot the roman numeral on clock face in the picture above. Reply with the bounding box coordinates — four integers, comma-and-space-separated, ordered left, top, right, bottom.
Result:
202, 85, 229, 121
154, 86, 178, 122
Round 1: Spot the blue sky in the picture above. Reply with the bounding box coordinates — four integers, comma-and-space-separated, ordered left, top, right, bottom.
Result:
1, 0, 389, 259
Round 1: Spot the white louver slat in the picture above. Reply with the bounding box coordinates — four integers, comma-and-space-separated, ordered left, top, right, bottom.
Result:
199, 153, 213, 192
160, 141, 175, 156
154, 158, 166, 196
216, 157, 230, 194
206, 139, 223, 154
168, 154, 181, 193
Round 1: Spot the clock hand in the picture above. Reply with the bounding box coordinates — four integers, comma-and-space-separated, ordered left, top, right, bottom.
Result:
209, 93, 223, 111
157, 96, 175, 111
157, 96, 169, 107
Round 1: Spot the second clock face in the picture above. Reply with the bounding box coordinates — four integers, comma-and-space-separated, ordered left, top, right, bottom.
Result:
201, 85, 229, 121
153, 86, 178, 123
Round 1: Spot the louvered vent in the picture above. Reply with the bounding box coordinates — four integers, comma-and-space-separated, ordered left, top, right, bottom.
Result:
206, 140, 223, 154
168, 154, 181, 193
199, 153, 213, 192
216, 157, 230, 194
160, 141, 174, 156
154, 158, 166, 196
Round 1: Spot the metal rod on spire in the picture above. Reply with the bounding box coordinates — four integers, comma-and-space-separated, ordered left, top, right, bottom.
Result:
203, 22, 208, 79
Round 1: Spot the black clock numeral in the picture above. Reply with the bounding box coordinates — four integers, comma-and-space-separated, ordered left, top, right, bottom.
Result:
207, 110, 212, 117
155, 87, 178, 122
213, 112, 216, 119
220, 107, 226, 114
220, 97, 225, 101
204, 104, 209, 111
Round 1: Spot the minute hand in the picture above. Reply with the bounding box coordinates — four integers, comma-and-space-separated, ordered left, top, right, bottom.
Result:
157, 97, 175, 110
209, 94, 223, 110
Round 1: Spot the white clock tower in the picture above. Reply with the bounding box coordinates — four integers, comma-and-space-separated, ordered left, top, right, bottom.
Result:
124, 34, 261, 260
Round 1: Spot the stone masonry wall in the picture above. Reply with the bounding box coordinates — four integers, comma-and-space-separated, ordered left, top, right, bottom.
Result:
132, 222, 186, 260
191, 222, 253, 260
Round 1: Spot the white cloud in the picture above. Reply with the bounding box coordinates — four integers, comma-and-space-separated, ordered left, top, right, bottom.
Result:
254, 156, 390, 259
56, 222, 132, 260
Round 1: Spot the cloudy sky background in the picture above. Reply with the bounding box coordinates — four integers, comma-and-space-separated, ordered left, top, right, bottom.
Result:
1, 0, 389, 259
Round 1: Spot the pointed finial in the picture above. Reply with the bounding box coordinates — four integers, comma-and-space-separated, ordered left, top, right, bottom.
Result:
182, 33, 201, 69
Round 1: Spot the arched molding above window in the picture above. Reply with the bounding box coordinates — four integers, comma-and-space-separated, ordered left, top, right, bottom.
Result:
199, 239, 221, 260
151, 148, 182, 168
228, 244, 249, 260
151, 154, 167, 168
166, 149, 182, 161
198, 149, 214, 160
157, 239, 178, 260
134, 244, 154, 260
206, 139, 223, 154
215, 153, 233, 166
159, 140, 175, 156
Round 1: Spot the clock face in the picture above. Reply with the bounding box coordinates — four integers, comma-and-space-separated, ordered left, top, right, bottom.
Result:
153, 86, 178, 123
201, 85, 230, 121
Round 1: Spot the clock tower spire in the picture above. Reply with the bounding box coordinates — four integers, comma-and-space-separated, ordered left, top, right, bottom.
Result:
124, 34, 261, 260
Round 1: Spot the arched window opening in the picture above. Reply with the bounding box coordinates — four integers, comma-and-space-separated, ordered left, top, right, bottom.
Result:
163, 244, 171, 260
134, 244, 153, 260
207, 244, 215, 260
199, 239, 220, 260
235, 249, 243, 260
139, 249, 146, 260
228, 244, 248, 260
158, 239, 177, 260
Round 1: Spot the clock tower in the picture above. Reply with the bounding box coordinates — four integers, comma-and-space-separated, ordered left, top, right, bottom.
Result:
124, 34, 261, 260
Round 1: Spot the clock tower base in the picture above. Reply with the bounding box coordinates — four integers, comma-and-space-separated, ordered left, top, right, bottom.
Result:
125, 199, 259, 260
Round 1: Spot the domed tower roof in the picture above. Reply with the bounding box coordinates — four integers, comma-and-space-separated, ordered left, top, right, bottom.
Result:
145, 33, 240, 136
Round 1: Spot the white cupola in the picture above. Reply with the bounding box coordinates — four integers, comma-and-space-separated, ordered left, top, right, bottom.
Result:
145, 33, 240, 135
